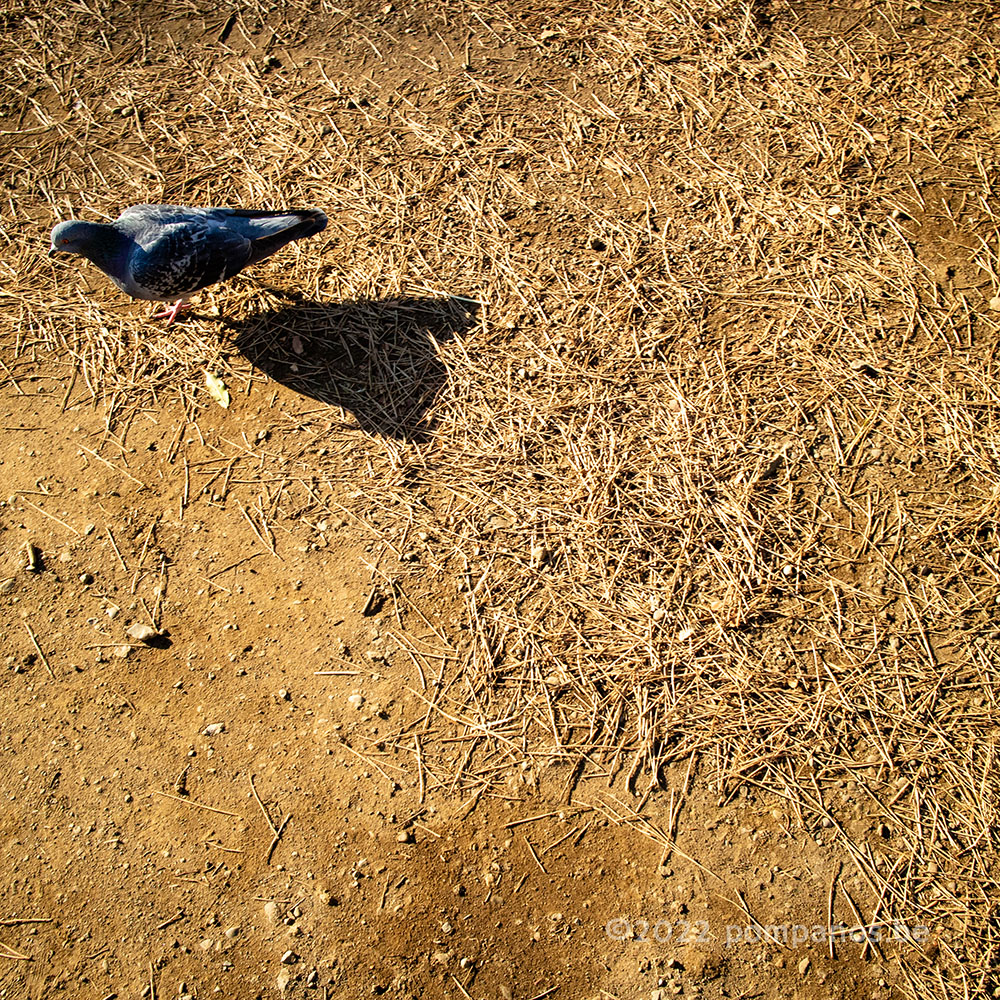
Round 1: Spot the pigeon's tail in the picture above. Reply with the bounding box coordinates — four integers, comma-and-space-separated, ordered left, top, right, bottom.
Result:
222, 209, 328, 266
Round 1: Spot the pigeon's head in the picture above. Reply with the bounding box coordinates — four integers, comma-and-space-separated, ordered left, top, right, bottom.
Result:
49, 220, 106, 258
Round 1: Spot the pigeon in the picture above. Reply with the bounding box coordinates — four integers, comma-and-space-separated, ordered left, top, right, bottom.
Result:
49, 204, 327, 324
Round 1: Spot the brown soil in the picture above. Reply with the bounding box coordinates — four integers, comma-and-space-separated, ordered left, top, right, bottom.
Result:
2, 1, 999, 999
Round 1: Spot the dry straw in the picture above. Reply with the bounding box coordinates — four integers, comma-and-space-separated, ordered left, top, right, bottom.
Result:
3, 0, 1000, 996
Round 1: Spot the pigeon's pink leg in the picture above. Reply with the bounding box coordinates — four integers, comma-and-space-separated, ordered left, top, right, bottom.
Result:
152, 299, 192, 326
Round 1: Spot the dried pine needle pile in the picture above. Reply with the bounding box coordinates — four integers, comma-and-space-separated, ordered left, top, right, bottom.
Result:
3, 0, 1000, 997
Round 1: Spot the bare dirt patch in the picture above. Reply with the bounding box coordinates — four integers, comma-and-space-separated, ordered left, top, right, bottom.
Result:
2, 1, 1000, 999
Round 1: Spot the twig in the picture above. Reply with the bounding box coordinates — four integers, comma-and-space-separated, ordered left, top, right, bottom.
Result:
527, 988, 558, 1000
339, 742, 399, 791
266, 814, 291, 865
17, 496, 81, 535
414, 734, 426, 805
523, 834, 547, 874
106, 527, 128, 571
726, 890, 789, 950
130, 519, 158, 594
204, 840, 244, 854
23, 623, 55, 680
542, 827, 578, 855
451, 975, 474, 1000
207, 552, 263, 579
152, 790, 243, 820
237, 500, 277, 556
249, 775, 279, 837
828, 862, 841, 960
458, 787, 484, 821
155, 911, 185, 931
505, 812, 560, 829
78, 444, 147, 488
412, 821, 441, 839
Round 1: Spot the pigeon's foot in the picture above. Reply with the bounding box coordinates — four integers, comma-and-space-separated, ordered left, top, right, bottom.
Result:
152, 299, 191, 326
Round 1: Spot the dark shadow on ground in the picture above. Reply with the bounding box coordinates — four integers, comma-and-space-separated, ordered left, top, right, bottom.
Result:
227, 293, 478, 441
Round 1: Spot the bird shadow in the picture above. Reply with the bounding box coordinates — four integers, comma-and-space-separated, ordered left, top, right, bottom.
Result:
226, 292, 478, 441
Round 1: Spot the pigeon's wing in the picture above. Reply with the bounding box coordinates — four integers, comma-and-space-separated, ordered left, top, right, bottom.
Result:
126, 216, 253, 299
204, 208, 328, 266
203, 208, 326, 238
117, 204, 204, 227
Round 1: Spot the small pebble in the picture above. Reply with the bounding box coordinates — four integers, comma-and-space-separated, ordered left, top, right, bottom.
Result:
278, 688, 291, 701
126, 622, 159, 642
989, 295, 1000, 311
798, 957, 811, 975
280, 950, 298, 964
348, 694, 365, 709
202, 723, 226, 737
224, 927, 240, 939
396, 830, 413, 844
263, 902, 280, 924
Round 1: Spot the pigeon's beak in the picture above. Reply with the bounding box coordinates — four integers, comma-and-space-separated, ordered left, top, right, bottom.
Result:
48, 247, 59, 258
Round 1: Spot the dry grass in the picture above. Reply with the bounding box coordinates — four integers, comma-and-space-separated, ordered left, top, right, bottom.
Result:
3, 0, 1000, 996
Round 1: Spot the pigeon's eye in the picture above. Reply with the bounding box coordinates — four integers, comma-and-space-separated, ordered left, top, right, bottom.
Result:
61, 238, 70, 244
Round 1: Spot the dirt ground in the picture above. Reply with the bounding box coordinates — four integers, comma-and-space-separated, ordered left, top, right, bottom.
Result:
0, 392, 904, 995
2, 1, 1000, 999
